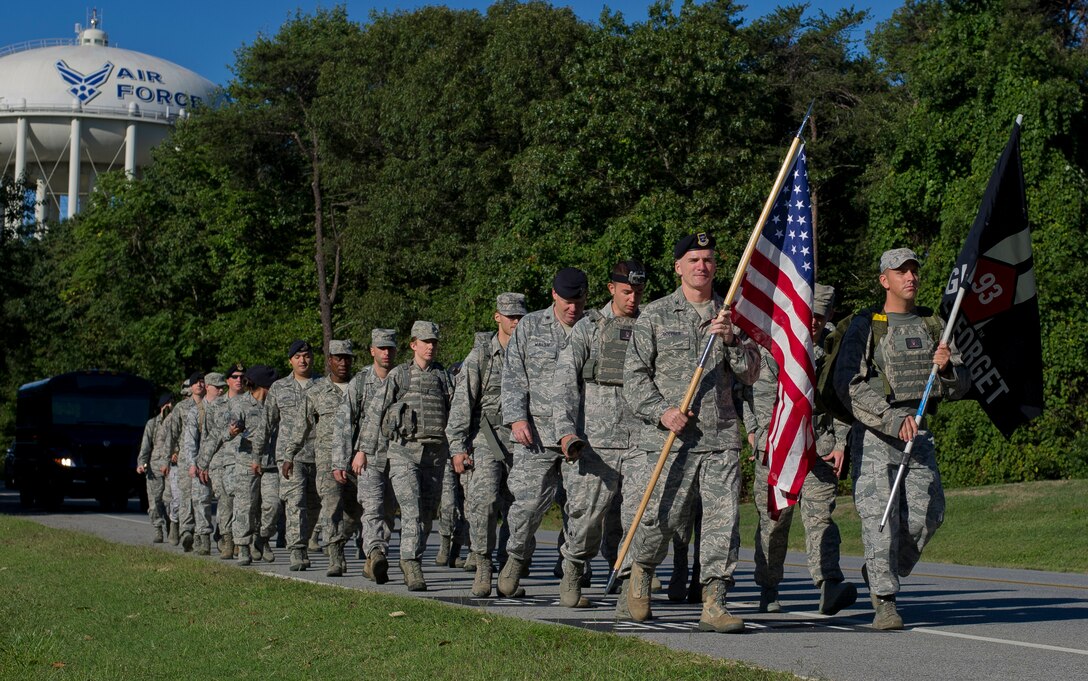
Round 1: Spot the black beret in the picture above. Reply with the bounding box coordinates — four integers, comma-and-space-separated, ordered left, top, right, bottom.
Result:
244, 364, 279, 389
187, 371, 205, 385
287, 340, 313, 358
673, 232, 716, 259
552, 267, 588, 299
157, 393, 173, 410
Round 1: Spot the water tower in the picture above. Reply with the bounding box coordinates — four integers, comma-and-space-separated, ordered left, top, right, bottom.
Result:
0, 11, 219, 223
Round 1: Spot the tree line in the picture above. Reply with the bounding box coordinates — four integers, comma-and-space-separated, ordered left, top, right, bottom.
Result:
2, 0, 1086, 486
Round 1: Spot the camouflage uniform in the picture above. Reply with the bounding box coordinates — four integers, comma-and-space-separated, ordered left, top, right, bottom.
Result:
197, 394, 242, 546
746, 343, 848, 589
623, 286, 759, 585
271, 375, 321, 553
446, 331, 514, 564
501, 305, 583, 566
361, 354, 453, 563
553, 303, 646, 571
182, 396, 215, 539
287, 377, 361, 550
227, 392, 272, 548
138, 412, 169, 535
339, 364, 397, 559
162, 398, 197, 535
834, 308, 969, 597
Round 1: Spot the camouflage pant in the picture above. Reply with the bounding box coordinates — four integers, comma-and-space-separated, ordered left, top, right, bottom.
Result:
144, 468, 167, 532
175, 465, 196, 534
209, 465, 235, 540
460, 451, 505, 561
753, 455, 843, 588
596, 447, 650, 574
358, 458, 396, 556
259, 467, 283, 541
439, 458, 468, 545
165, 464, 181, 523
505, 442, 581, 564
191, 471, 215, 536
562, 445, 646, 568
331, 473, 363, 545
230, 464, 262, 547
631, 447, 741, 587
851, 425, 943, 597
282, 460, 320, 552
388, 444, 447, 562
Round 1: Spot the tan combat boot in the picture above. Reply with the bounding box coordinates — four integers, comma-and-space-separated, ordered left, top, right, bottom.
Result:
167, 520, 180, 546
614, 579, 632, 621
261, 536, 275, 563
435, 536, 452, 566
327, 542, 345, 577
559, 559, 584, 608
497, 557, 524, 597
153, 525, 164, 543
698, 579, 745, 633
463, 551, 478, 573
302, 549, 312, 569
873, 596, 904, 630
289, 549, 306, 572
238, 545, 252, 566
627, 563, 654, 621
196, 534, 211, 556
220, 535, 235, 560
401, 559, 428, 592
471, 555, 493, 598
369, 549, 389, 584
181, 531, 194, 552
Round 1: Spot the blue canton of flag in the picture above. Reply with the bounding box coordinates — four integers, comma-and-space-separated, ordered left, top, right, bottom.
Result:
733, 147, 817, 515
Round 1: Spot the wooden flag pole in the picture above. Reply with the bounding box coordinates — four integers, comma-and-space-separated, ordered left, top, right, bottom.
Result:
605, 109, 812, 595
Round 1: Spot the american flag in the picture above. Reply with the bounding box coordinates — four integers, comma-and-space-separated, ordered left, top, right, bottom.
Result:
732, 147, 817, 514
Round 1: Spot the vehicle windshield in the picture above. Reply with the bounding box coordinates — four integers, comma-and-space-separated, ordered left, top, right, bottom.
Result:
51, 394, 149, 429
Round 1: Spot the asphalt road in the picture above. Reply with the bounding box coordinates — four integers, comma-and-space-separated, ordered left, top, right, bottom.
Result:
5, 490, 1087, 681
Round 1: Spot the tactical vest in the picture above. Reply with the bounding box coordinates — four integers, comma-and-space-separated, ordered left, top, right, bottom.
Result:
871, 311, 943, 405
395, 362, 451, 443
475, 332, 503, 425
581, 310, 635, 386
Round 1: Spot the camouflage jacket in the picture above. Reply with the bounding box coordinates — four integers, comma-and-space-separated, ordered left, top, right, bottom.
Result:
623, 286, 760, 453
501, 305, 577, 447
269, 374, 317, 465
553, 303, 637, 450
834, 307, 969, 441
334, 365, 390, 471
446, 331, 508, 459
196, 394, 242, 470
360, 360, 452, 464
745, 345, 849, 459
160, 397, 196, 464
138, 413, 167, 469
285, 377, 349, 467
227, 392, 273, 468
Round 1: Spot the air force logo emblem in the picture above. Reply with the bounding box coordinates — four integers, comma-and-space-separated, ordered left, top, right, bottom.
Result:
696, 232, 709, 247
55, 60, 114, 104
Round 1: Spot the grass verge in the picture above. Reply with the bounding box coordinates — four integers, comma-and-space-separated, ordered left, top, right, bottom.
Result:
0, 516, 795, 681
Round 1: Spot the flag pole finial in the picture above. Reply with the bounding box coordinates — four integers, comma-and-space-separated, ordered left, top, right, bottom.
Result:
1015, 113, 1023, 127
796, 100, 815, 139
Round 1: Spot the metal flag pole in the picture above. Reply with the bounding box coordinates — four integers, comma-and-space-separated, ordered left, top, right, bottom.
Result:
605, 105, 814, 595
878, 113, 1023, 532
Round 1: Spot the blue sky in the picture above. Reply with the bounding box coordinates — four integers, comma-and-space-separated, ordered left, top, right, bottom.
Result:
2, 1, 903, 86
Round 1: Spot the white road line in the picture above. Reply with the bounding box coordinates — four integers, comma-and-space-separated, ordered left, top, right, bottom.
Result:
98, 514, 147, 525
911, 627, 1088, 656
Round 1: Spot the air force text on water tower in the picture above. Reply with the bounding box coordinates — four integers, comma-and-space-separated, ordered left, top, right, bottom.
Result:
55, 60, 207, 109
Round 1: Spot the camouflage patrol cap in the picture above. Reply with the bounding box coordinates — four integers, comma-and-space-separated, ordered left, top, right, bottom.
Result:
411, 320, 440, 341
328, 339, 354, 357
496, 292, 528, 317
371, 328, 397, 348
204, 372, 227, 389
813, 283, 836, 318
879, 248, 920, 273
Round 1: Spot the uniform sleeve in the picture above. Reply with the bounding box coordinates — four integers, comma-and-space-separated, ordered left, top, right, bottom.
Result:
623, 315, 670, 427
553, 320, 591, 442
197, 405, 224, 470
834, 316, 907, 437
181, 406, 200, 468
937, 320, 972, 401
264, 390, 282, 462
332, 375, 362, 470
725, 328, 761, 387
501, 322, 531, 426
748, 349, 778, 451
138, 418, 155, 468
161, 407, 184, 458
446, 346, 483, 456
241, 403, 269, 467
